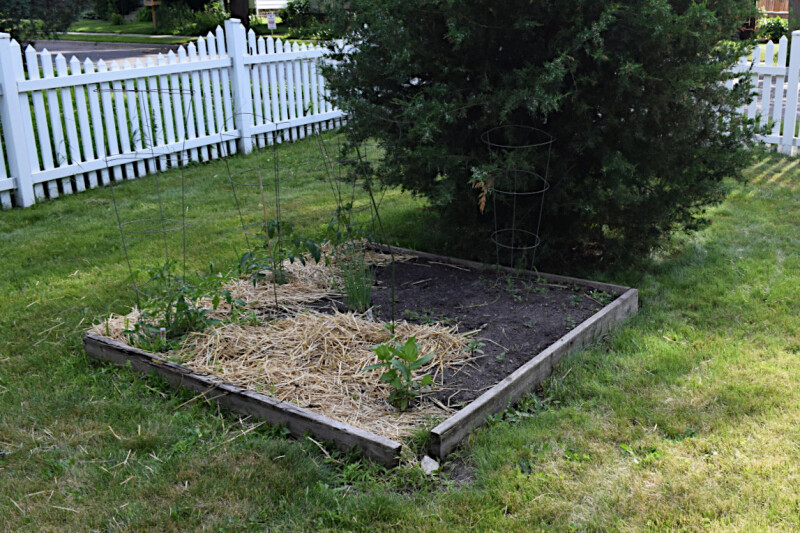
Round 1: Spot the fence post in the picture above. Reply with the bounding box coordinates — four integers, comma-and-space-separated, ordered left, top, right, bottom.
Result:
781, 31, 800, 155
0, 33, 35, 207
224, 19, 254, 155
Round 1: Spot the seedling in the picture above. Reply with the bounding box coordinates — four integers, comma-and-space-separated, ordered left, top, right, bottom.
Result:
467, 339, 485, 356
402, 308, 455, 326
364, 336, 435, 410
588, 289, 614, 306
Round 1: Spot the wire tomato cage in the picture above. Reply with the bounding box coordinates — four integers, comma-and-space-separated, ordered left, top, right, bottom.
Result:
479, 125, 553, 270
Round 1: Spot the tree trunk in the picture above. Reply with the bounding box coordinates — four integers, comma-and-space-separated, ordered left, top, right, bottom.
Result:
791, 0, 800, 31
230, 0, 250, 31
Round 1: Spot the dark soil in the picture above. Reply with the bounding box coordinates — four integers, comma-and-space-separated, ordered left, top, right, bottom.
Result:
312, 257, 619, 408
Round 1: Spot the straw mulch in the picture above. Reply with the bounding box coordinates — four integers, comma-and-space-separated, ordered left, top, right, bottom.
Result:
206, 245, 412, 316
178, 310, 471, 441
90, 308, 471, 441
92, 308, 142, 340
89, 249, 472, 442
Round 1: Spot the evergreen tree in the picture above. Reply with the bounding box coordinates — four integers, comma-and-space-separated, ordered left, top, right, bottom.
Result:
326, 0, 760, 268
0, 0, 86, 46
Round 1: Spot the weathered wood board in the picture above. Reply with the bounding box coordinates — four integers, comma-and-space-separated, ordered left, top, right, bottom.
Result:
84, 247, 637, 465
83, 333, 403, 466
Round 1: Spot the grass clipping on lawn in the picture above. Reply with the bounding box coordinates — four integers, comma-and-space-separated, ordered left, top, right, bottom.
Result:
91, 248, 472, 442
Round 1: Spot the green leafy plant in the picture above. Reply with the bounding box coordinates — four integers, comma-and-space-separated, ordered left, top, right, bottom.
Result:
154, 0, 227, 35
326, 0, 761, 268
336, 241, 374, 313
588, 289, 614, 306
364, 336, 435, 410
757, 16, 788, 43
402, 308, 455, 325
237, 219, 322, 300
467, 339, 485, 356
134, 6, 151, 22
125, 261, 244, 352
318, 136, 386, 315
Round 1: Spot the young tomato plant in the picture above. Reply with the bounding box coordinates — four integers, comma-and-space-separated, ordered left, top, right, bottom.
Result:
364, 336, 435, 410
125, 261, 245, 352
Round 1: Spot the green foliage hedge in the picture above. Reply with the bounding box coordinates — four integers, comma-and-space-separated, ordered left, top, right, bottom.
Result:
326, 0, 761, 269
154, 0, 227, 35
757, 16, 788, 43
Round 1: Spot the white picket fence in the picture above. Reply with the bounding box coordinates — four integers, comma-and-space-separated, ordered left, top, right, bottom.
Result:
733, 31, 800, 153
0, 18, 343, 209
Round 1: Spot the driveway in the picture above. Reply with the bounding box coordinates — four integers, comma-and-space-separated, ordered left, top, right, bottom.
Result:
32, 39, 184, 65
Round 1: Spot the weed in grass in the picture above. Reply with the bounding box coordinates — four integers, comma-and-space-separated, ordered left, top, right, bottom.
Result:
563, 448, 591, 463
619, 443, 663, 466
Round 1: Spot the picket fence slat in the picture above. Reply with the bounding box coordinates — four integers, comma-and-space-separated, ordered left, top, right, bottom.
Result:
98, 60, 122, 182
25, 47, 52, 174
293, 42, 305, 140
156, 54, 177, 168
259, 36, 275, 145
266, 37, 281, 143
110, 62, 132, 179
248, 30, 265, 148
197, 38, 218, 159
188, 43, 210, 161
207, 33, 228, 152
176, 47, 198, 163
0, 20, 344, 209
275, 39, 290, 142
42, 50, 70, 197
0, 116, 9, 208
122, 62, 144, 177
216, 25, 237, 156
83, 59, 108, 187
55, 55, 82, 192
70, 57, 98, 190
145, 58, 167, 170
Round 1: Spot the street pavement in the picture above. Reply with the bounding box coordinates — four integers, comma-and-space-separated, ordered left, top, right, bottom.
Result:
32, 39, 185, 65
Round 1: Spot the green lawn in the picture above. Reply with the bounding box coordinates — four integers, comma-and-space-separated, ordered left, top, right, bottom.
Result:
1, 138, 800, 531
67, 19, 160, 35
56, 33, 195, 45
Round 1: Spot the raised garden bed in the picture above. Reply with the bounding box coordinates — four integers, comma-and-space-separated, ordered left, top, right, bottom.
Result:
84, 246, 637, 466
